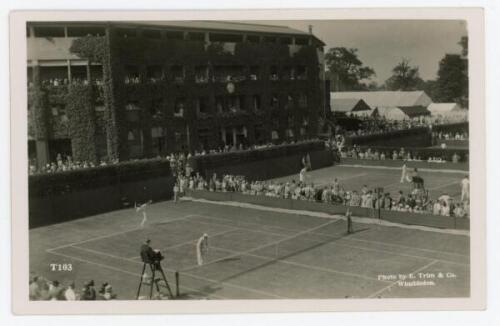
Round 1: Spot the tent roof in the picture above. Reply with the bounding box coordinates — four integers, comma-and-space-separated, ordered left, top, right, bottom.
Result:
427, 103, 459, 113
397, 106, 431, 117
331, 91, 432, 108
331, 98, 371, 112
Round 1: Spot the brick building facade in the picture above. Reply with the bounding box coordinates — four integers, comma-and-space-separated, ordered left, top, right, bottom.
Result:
27, 21, 327, 166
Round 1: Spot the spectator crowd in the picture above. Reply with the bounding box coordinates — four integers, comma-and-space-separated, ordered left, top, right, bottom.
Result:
29, 274, 117, 301
174, 172, 469, 218
29, 139, 320, 175
338, 146, 465, 164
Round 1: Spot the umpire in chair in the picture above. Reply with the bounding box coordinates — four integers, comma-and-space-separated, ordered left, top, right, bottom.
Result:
137, 239, 174, 299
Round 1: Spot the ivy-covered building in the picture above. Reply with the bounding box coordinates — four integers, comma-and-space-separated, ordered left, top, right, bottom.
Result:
27, 21, 327, 166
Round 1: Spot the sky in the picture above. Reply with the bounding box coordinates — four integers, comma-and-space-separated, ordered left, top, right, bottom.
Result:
248, 20, 467, 84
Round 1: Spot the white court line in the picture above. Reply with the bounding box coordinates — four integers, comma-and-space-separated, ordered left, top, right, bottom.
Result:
128, 227, 240, 260
337, 164, 468, 174
182, 219, 339, 273
197, 212, 468, 260
47, 213, 198, 251
208, 245, 391, 283
185, 197, 470, 236
191, 215, 301, 237
338, 173, 369, 181
51, 242, 284, 299
46, 248, 227, 299
193, 213, 468, 264
367, 259, 440, 298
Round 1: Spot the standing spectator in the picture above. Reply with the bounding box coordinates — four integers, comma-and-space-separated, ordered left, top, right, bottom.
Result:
48, 280, 64, 300
173, 182, 179, 203
81, 280, 97, 300
461, 175, 470, 202
29, 276, 41, 300
64, 282, 78, 300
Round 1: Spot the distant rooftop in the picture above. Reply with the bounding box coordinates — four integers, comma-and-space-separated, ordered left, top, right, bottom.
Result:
331, 91, 432, 108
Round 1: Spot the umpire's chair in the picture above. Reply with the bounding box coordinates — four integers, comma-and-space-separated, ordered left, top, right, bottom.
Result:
136, 250, 174, 300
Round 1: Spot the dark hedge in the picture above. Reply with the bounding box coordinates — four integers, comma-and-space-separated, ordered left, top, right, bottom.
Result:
29, 158, 172, 197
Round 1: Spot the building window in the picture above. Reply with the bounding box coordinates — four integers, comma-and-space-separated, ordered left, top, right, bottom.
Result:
246, 35, 260, 43
39, 66, 69, 87
90, 65, 103, 84
27, 67, 33, 87
188, 32, 205, 41
253, 95, 261, 111
174, 98, 185, 117
70, 65, 88, 84
263, 36, 277, 43
116, 28, 137, 38
127, 129, 143, 158
209, 33, 243, 43
295, 37, 309, 45
228, 65, 246, 82
196, 97, 209, 116
254, 124, 265, 144
298, 93, 308, 108
146, 65, 163, 83
195, 66, 209, 83
197, 127, 211, 151
269, 66, 279, 81
33, 26, 65, 38
285, 94, 294, 109
143, 29, 162, 39
227, 96, 241, 112
67, 26, 105, 37
171, 65, 184, 83
124, 65, 140, 84
150, 98, 163, 117
270, 94, 279, 109
280, 37, 292, 45
283, 66, 294, 80
296, 66, 307, 80
151, 127, 166, 155
166, 31, 184, 40
249, 66, 259, 80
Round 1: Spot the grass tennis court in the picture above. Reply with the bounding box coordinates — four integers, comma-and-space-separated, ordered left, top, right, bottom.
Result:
30, 165, 470, 300
271, 164, 467, 202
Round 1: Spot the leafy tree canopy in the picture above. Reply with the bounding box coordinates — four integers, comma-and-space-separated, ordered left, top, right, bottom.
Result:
384, 58, 423, 91
325, 47, 375, 91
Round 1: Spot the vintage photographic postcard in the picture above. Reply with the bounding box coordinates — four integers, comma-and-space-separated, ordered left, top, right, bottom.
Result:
10, 8, 486, 314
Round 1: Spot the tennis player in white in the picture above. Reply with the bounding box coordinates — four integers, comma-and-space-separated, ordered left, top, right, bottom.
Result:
196, 233, 209, 266
135, 200, 152, 228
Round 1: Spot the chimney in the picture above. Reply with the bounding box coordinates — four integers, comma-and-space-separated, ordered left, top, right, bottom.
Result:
308, 25, 313, 35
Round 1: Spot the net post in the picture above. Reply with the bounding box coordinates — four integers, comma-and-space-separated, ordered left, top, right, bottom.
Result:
175, 271, 180, 297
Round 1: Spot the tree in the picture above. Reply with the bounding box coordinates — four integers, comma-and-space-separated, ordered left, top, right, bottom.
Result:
325, 47, 376, 91
435, 54, 468, 107
384, 58, 423, 91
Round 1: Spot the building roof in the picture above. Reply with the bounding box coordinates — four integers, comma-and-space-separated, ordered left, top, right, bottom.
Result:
29, 21, 325, 45
397, 106, 431, 117
134, 21, 309, 36
331, 91, 432, 108
331, 98, 371, 113
427, 103, 460, 113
